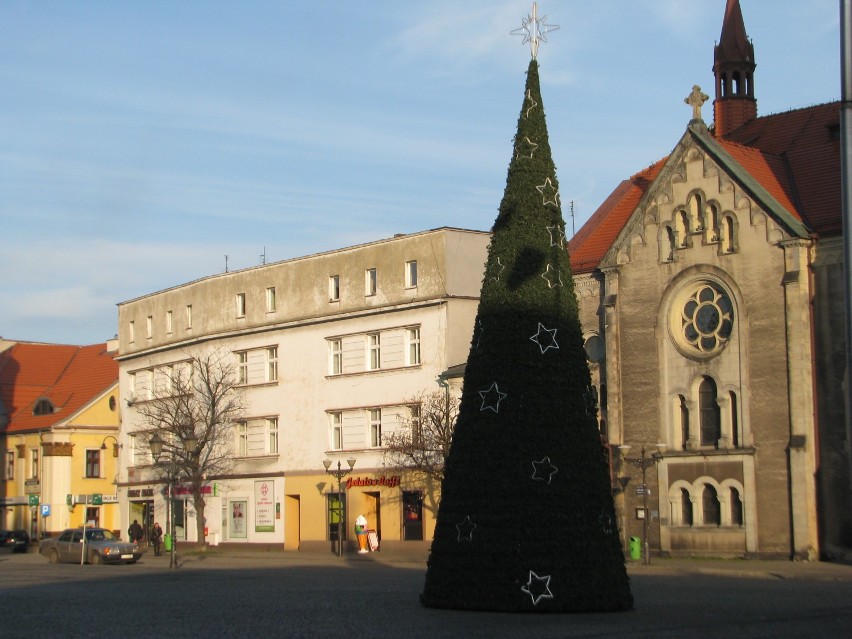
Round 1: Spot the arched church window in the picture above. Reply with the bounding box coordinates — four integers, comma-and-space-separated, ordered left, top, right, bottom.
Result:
730, 487, 744, 526
700, 377, 721, 447
681, 488, 693, 526
679, 211, 690, 246
730, 391, 739, 448
720, 215, 736, 253
679, 395, 690, 450
706, 204, 719, 241
702, 484, 721, 526
688, 194, 702, 231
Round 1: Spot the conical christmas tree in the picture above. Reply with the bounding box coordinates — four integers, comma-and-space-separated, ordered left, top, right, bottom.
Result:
421, 59, 632, 613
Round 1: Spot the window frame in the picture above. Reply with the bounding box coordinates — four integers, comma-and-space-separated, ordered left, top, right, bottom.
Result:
329, 412, 343, 451
236, 292, 246, 318
85, 449, 101, 479
267, 347, 279, 382
365, 268, 377, 296
268, 418, 279, 455
5, 451, 13, 480
406, 327, 421, 366
367, 333, 381, 370
30, 448, 39, 479
328, 339, 343, 375
329, 275, 340, 302
368, 408, 382, 448
237, 352, 248, 385
405, 260, 418, 288
266, 287, 277, 313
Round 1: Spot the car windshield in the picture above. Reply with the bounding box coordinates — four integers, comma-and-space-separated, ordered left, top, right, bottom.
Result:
85, 529, 116, 542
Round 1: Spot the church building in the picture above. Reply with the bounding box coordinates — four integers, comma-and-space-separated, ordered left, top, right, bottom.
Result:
568, 0, 848, 559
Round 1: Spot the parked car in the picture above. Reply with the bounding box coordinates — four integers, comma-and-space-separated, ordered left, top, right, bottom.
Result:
0, 530, 30, 553
39, 528, 142, 565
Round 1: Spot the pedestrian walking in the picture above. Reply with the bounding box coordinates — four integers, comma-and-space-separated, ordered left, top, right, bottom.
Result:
151, 522, 163, 556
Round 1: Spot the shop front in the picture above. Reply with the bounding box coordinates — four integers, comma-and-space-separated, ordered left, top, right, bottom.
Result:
287, 469, 438, 553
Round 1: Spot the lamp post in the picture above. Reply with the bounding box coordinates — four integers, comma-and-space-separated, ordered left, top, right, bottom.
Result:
323, 457, 356, 556
619, 444, 666, 565
150, 431, 198, 568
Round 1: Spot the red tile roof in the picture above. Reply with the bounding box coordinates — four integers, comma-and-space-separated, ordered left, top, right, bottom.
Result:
0, 342, 118, 434
568, 102, 840, 274
569, 159, 666, 274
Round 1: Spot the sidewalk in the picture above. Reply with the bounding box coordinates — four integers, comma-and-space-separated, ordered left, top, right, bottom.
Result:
161, 544, 852, 581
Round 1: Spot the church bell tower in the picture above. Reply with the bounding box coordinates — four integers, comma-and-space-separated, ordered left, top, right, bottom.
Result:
713, 0, 757, 136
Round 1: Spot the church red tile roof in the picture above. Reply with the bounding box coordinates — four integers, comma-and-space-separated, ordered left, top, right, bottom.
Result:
568, 102, 840, 274
0, 342, 118, 434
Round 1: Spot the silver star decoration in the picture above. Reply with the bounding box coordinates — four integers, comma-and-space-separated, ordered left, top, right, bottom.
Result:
541, 264, 563, 289
530, 322, 559, 353
536, 177, 560, 207
456, 515, 476, 542
515, 136, 538, 160
479, 382, 507, 413
490, 256, 506, 282
511, 2, 560, 60
521, 570, 554, 606
522, 89, 538, 120
531, 456, 559, 484
547, 223, 565, 248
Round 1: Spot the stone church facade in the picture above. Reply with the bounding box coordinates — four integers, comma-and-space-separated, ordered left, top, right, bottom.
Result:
568, 0, 849, 559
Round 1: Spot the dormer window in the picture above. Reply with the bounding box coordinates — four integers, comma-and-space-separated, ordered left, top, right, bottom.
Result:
33, 398, 54, 416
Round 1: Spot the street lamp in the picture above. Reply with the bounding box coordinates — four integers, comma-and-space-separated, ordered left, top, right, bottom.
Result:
150, 431, 198, 568
619, 443, 666, 565
322, 457, 356, 556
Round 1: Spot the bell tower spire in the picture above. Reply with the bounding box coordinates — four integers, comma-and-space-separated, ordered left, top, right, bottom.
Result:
713, 0, 756, 136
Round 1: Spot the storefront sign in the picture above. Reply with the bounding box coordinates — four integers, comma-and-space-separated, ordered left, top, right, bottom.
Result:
255, 480, 275, 533
345, 475, 401, 489
24, 479, 40, 494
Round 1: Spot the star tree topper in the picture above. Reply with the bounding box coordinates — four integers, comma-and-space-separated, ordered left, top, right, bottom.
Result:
511, 2, 559, 59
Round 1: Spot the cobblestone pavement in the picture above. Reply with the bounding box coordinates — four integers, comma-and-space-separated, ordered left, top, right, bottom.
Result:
2, 547, 852, 638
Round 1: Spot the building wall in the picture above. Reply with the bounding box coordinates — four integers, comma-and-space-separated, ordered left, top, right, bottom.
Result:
588, 137, 820, 558
116, 228, 488, 550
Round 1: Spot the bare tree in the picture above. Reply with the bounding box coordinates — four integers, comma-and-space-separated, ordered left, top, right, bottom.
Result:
137, 349, 244, 545
383, 389, 459, 483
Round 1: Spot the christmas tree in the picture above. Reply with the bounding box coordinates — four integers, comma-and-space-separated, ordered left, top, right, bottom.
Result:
420, 40, 632, 613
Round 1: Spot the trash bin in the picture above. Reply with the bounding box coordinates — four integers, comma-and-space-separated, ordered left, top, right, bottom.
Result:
163, 534, 172, 552
629, 536, 641, 560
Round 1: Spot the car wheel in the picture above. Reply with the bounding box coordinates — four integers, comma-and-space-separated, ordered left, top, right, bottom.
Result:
90, 552, 101, 565
48, 550, 60, 564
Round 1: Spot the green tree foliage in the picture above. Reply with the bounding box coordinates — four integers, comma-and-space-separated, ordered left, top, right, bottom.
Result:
421, 60, 631, 612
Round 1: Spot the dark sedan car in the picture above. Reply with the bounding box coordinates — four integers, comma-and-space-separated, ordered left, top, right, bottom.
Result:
39, 528, 142, 564
0, 530, 30, 553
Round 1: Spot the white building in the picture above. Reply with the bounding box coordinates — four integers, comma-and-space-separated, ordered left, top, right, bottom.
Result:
115, 228, 488, 551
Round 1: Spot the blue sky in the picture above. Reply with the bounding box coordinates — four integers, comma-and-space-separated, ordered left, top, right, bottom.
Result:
0, 1, 840, 345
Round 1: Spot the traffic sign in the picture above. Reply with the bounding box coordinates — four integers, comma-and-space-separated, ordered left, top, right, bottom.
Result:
28, 494, 39, 506
92, 494, 103, 505
41, 504, 51, 517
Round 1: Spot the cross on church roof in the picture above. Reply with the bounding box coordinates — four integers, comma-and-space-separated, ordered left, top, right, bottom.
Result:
684, 85, 709, 122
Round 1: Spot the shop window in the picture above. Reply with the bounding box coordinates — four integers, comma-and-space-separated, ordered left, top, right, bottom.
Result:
402, 491, 424, 541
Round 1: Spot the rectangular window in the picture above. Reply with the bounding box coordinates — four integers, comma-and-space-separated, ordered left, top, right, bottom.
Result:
30, 449, 39, 479
267, 347, 278, 382
369, 408, 382, 448
144, 370, 154, 400
129, 321, 135, 343
410, 404, 422, 446
85, 449, 101, 478
166, 310, 173, 334
405, 260, 418, 288
146, 315, 153, 339
406, 327, 421, 366
236, 293, 246, 318
237, 352, 248, 384
268, 418, 279, 454
266, 287, 276, 312
367, 333, 381, 370
329, 275, 340, 302
365, 268, 377, 296
186, 304, 193, 329
329, 339, 343, 375
237, 421, 248, 456
5, 451, 13, 479
329, 412, 343, 450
